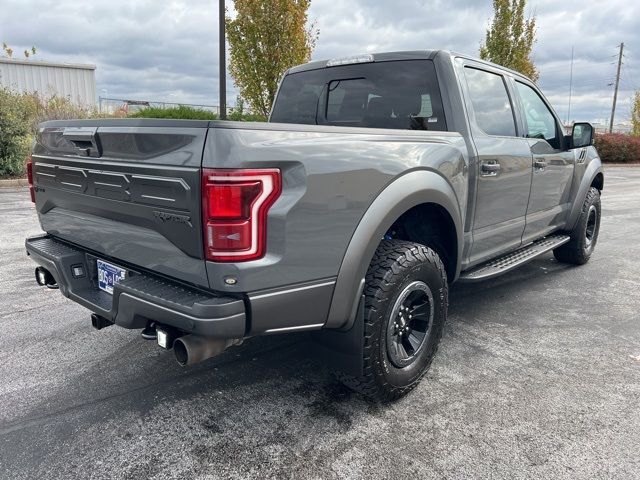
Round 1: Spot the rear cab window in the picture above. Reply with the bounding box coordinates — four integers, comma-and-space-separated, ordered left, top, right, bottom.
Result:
270, 60, 447, 131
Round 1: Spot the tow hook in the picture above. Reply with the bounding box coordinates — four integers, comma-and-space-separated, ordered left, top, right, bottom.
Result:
141, 321, 157, 341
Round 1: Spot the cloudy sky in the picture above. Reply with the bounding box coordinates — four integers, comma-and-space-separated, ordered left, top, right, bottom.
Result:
2, 0, 639, 125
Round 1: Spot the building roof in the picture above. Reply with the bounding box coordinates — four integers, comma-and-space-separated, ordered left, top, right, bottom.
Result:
0, 57, 96, 70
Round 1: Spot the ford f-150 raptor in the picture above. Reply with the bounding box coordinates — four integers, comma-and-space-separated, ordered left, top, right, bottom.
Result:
25, 50, 604, 401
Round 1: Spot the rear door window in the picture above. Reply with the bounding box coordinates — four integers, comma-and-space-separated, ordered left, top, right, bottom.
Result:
464, 67, 517, 137
271, 60, 447, 131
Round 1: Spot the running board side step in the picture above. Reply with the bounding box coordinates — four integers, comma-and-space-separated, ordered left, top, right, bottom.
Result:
459, 234, 571, 283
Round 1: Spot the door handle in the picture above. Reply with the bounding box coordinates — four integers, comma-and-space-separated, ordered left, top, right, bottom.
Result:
480, 161, 501, 176
534, 160, 547, 170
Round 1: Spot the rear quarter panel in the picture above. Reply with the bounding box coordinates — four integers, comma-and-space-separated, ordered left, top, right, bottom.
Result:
203, 122, 469, 297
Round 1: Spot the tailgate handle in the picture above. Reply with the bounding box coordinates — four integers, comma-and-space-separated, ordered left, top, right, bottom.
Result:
62, 128, 102, 158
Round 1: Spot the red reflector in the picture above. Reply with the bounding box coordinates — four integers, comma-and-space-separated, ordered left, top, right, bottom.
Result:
26, 158, 33, 184
202, 169, 281, 262
207, 221, 252, 250
26, 157, 35, 203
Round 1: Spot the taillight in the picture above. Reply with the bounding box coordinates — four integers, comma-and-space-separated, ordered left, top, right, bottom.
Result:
26, 156, 35, 203
202, 169, 281, 262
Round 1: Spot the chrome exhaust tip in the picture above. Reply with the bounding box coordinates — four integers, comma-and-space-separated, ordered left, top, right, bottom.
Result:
174, 335, 236, 366
35, 266, 58, 289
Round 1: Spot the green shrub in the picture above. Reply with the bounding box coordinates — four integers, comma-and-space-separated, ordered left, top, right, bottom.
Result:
0, 88, 33, 176
594, 133, 640, 163
228, 96, 267, 122
128, 104, 267, 122
227, 110, 267, 122
25, 94, 104, 130
0, 88, 109, 177
129, 105, 218, 120
0, 91, 267, 178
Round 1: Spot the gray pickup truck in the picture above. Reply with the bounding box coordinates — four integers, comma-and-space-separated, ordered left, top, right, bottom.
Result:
26, 50, 603, 401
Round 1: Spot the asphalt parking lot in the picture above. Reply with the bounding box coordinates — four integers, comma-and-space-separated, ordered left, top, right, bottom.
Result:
1, 167, 639, 479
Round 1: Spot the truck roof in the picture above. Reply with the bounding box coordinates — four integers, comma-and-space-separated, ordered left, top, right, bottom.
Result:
288, 49, 533, 83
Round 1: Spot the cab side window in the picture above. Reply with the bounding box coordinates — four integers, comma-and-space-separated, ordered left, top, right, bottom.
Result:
464, 67, 517, 137
515, 82, 560, 149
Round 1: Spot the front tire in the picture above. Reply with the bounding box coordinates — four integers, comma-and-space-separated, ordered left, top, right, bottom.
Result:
337, 240, 448, 402
553, 187, 601, 265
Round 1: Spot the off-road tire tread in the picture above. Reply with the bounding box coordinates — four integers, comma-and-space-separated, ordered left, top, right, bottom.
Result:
553, 187, 600, 265
337, 240, 448, 402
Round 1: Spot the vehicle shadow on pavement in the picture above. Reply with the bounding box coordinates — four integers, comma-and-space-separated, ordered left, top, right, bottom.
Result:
449, 252, 574, 309
1, 254, 580, 479
6, 254, 573, 424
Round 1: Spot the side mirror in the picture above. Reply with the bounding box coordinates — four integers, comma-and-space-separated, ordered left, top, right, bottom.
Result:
571, 122, 594, 149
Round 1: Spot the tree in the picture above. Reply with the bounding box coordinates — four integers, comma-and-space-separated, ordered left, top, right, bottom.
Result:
2, 42, 37, 59
226, 0, 318, 116
632, 91, 640, 137
480, 0, 538, 82
24, 46, 37, 59
2, 42, 13, 58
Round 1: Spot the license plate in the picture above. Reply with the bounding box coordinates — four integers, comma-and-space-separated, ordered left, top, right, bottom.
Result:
97, 259, 126, 294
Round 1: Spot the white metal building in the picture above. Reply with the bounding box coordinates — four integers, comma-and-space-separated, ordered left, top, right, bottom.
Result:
0, 58, 96, 106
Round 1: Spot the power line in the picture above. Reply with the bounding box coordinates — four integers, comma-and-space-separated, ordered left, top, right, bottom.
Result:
622, 49, 638, 92
621, 64, 638, 91
572, 78, 616, 86
539, 55, 617, 72
619, 72, 634, 93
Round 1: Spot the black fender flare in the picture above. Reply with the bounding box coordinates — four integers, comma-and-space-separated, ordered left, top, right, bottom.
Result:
568, 157, 604, 229
325, 170, 464, 330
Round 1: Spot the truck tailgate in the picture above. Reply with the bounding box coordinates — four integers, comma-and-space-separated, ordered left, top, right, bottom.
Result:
32, 120, 209, 287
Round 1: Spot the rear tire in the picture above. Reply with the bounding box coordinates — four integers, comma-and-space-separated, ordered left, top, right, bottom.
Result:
337, 240, 448, 402
553, 187, 601, 265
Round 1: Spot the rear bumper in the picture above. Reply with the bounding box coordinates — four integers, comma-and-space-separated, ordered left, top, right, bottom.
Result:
25, 235, 246, 338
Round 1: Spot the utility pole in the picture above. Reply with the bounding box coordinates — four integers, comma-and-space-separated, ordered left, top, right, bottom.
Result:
567, 46, 574, 124
609, 42, 624, 133
219, 0, 227, 120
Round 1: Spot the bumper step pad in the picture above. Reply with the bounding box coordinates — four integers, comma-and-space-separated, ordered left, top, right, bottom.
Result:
25, 235, 246, 338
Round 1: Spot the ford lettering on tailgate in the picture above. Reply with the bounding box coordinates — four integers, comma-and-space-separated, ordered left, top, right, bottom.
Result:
33, 163, 192, 211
